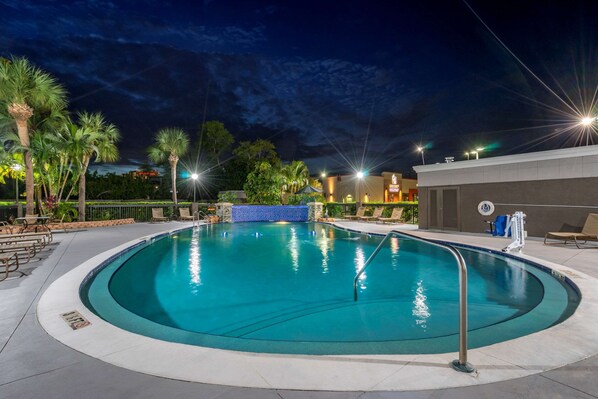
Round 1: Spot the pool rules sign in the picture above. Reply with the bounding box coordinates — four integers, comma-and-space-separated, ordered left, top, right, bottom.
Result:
60, 310, 91, 330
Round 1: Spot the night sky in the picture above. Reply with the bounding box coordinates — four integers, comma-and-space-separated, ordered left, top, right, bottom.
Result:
1, 0, 597, 175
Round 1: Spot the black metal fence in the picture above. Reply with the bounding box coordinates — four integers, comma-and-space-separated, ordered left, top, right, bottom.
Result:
0, 202, 419, 223
86, 203, 215, 222
323, 202, 419, 224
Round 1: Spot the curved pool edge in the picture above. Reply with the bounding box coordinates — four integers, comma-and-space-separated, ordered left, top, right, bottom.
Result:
37, 223, 598, 392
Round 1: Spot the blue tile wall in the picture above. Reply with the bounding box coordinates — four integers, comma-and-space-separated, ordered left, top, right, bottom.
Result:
232, 205, 308, 222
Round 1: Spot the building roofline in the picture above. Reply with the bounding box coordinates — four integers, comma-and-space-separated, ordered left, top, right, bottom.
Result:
412, 145, 598, 173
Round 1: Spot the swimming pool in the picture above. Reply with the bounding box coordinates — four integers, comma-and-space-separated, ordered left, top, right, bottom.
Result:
82, 222, 579, 355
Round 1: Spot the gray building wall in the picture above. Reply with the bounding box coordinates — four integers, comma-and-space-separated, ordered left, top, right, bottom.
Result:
414, 146, 598, 237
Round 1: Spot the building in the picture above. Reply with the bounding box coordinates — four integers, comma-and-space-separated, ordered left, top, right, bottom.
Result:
322, 172, 417, 203
413, 145, 598, 237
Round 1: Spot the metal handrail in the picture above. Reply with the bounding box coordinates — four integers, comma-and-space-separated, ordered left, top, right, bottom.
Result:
352, 230, 475, 373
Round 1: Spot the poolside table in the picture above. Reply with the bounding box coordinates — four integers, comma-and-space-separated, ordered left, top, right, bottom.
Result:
15, 216, 51, 233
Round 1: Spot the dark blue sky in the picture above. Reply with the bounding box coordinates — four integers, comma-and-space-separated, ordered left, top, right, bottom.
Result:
1, 0, 597, 175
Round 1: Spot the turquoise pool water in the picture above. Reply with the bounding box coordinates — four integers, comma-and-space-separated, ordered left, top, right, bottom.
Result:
82, 222, 580, 355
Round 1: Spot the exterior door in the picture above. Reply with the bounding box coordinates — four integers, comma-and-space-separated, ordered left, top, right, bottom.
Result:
428, 187, 459, 231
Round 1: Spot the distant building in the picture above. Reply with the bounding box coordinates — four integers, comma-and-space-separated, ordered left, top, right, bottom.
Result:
322, 172, 418, 203
130, 170, 160, 179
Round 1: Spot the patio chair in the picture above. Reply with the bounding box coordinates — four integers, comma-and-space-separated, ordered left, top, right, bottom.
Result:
377, 207, 404, 224
360, 207, 384, 222
544, 213, 598, 248
151, 208, 169, 223
346, 206, 366, 220
178, 208, 195, 221
0, 252, 20, 281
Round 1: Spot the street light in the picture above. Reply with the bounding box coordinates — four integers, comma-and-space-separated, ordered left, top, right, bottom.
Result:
417, 146, 425, 165
191, 173, 199, 203
12, 164, 22, 217
475, 147, 484, 159
581, 116, 596, 126
355, 170, 365, 206
12, 164, 21, 202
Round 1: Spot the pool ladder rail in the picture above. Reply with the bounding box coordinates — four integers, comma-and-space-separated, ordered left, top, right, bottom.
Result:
352, 230, 476, 374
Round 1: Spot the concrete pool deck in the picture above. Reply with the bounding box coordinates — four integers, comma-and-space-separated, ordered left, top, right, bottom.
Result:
1, 221, 598, 398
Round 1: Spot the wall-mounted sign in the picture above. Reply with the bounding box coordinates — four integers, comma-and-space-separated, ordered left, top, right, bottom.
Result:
391, 174, 397, 185
389, 184, 400, 193
477, 201, 495, 216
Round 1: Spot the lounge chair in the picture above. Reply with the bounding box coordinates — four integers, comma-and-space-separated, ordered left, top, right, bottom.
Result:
151, 208, 169, 223
0, 244, 36, 264
0, 220, 15, 234
346, 206, 366, 220
2, 231, 53, 245
360, 207, 384, 222
0, 252, 20, 281
179, 208, 195, 221
377, 207, 404, 224
544, 213, 598, 248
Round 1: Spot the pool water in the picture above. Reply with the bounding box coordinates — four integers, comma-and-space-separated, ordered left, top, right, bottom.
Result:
82, 222, 579, 355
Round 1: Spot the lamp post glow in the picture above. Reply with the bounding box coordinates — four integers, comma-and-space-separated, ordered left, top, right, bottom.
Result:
417, 146, 425, 165
191, 173, 199, 203
12, 164, 21, 202
12, 164, 22, 217
470, 147, 484, 160
581, 116, 596, 126
355, 170, 365, 206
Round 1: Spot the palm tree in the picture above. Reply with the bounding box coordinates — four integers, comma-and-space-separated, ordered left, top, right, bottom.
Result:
281, 160, 310, 195
0, 57, 67, 214
148, 128, 190, 205
67, 112, 120, 221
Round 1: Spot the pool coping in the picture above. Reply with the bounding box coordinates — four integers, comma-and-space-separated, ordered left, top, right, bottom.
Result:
37, 223, 598, 391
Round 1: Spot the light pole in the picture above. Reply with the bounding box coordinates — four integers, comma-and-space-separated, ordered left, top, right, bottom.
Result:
191, 173, 199, 203
474, 147, 484, 159
417, 146, 425, 165
355, 170, 364, 207
12, 164, 22, 217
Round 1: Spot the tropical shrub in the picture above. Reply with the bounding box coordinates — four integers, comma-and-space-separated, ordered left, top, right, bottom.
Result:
54, 202, 78, 222
217, 191, 240, 204
287, 193, 323, 205
244, 161, 281, 205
